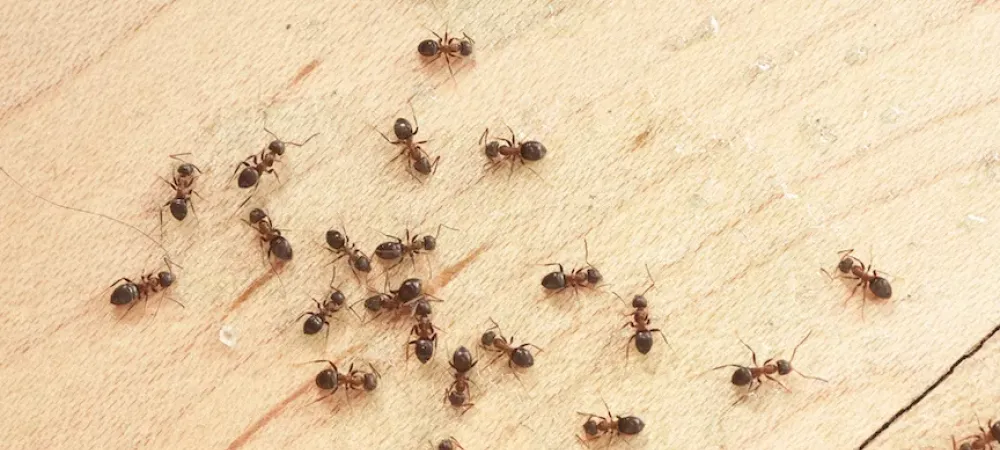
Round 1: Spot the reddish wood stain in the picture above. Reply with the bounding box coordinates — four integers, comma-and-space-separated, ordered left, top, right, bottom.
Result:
227, 269, 278, 313
288, 59, 321, 88
433, 243, 490, 288
227, 381, 311, 449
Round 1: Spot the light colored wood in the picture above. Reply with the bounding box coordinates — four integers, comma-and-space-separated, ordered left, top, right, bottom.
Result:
2, 1, 999, 449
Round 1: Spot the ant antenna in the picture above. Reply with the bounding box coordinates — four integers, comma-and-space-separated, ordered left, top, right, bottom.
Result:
640, 264, 657, 297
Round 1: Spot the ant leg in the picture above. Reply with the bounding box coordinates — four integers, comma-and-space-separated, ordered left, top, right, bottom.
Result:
651, 328, 675, 352
265, 167, 281, 185
764, 374, 791, 392
232, 158, 254, 178
109, 277, 134, 288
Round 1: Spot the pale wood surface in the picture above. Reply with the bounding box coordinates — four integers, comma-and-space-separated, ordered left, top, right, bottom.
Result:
2, 1, 1000, 449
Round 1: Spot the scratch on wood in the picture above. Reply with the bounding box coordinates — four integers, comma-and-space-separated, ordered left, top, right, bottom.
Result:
288, 59, 321, 88
226, 380, 311, 450
630, 127, 653, 152
432, 243, 490, 288
228, 269, 278, 313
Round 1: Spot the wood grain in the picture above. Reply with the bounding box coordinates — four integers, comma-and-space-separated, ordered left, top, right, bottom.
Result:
2, 0, 1000, 449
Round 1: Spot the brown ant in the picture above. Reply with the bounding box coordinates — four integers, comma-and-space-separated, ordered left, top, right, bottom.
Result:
953, 417, 1000, 450
234, 127, 318, 205
308, 360, 380, 404
709, 332, 827, 404
480, 318, 542, 373
243, 208, 292, 262
375, 103, 440, 181
434, 437, 466, 450
577, 400, 645, 444
109, 256, 185, 317
541, 239, 603, 296
821, 249, 893, 317
374, 224, 455, 273
613, 265, 672, 361
325, 226, 372, 282
407, 311, 442, 364
355, 276, 442, 320
481, 126, 547, 178
296, 268, 360, 338
418, 29, 474, 79
445, 346, 477, 413
158, 153, 203, 238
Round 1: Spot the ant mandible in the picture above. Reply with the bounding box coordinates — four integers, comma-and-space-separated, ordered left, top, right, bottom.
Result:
158, 153, 203, 238
375, 103, 440, 181
109, 256, 185, 317
709, 331, 828, 404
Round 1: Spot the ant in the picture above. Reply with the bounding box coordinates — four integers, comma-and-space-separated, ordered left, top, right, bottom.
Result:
613, 265, 671, 361
234, 126, 318, 205
434, 437, 466, 450
243, 208, 292, 262
577, 400, 645, 444
109, 256, 185, 317
541, 239, 603, 296
325, 227, 372, 282
480, 318, 542, 371
158, 153, 202, 238
481, 126, 547, 178
375, 103, 440, 181
418, 29, 474, 79
821, 249, 893, 316
308, 360, 380, 404
407, 311, 442, 364
953, 417, 1000, 450
374, 224, 455, 273
296, 268, 359, 338
445, 346, 477, 413
710, 332, 827, 404
356, 276, 441, 319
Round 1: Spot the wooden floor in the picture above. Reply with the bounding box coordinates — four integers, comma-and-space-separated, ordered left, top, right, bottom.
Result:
2, 1, 999, 448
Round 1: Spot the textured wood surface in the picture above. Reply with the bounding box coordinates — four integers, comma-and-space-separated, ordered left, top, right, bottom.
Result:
2, 1, 1000, 449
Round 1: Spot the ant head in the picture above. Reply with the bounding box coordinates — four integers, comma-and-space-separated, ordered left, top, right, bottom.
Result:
363, 372, 379, 391
158, 271, 175, 287
248, 208, 267, 224
237, 167, 259, 188
837, 257, 855, 274
520, 141, 547, 161
393, 118, 414, 141
583, 419, 600, 436
325, 229, 346, 250
631, 295, 648, 309
776, 359, 792, 376
315, 369, 338, 390
437, 439, 454, 450
176, 163, 196, 177
480, 330, 497, 347
413, 299, 433, 317
417, 39, 439, 57
586, 267, 603, 285
413, 156, 433, 174
422, 234, 437, 251
485, 140, 500, 158
328, 290, 346, 307
511, 347, 534, 368
459, 39, 474, 56
731, 367, 754, 386
268, 139, 286, 155
448, 390, 467, 406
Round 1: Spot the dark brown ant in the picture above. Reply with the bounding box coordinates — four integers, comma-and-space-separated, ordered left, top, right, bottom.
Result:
158, 153, 203, 238
434, 437, 466, 450
577, 400, 645, 444
418, 29, 474, 79
445, 346, 477, 413
480, 318, 542, 372
613, 265, 672, 361
481, 126, 547, 178
296, 268, 360, 338
407, 313, 441, 364
243, 208, 292, 261
355, 276, 441, 319
953, 417, 1000, 450
375, 103, 440, 181
541, 239, 603, 296
308, 360, 380, 404
821, 249, 893, 317
375, 224, 455, 273
109, 256, 185, 317
234, 127, 318, 205
325, 227, 372, 281
710, 332, 827, 404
